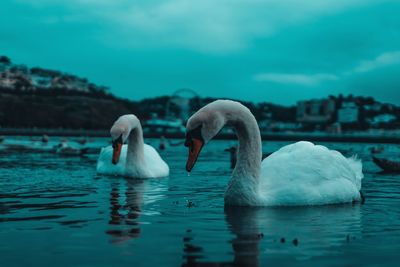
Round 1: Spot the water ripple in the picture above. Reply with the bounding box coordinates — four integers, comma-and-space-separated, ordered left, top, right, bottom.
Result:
1, 138, 400, 266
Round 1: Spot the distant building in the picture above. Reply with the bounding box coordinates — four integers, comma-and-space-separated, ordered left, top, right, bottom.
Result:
296, 99, 335, 123
1, 56, 108, 93
364, 103, 382, 112
143, 115, 185, 134
269, 122, 301, 132
0, 70, 32, 90
382, 103, 395, 112
31, 74, 53, 89
369, 114, 397, 126
51, 76, 89, 92
326, 122, 342, 134
258, 118, 301, 132
337, 102, 359, 123
0, 72, 15, 89
258, 119, 272, 132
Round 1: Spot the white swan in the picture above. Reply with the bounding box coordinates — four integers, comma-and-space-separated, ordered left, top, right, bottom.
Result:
184, 100, 363, 206
97, 114, 169, 178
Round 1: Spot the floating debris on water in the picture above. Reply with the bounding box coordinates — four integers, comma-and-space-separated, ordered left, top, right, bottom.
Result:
292, 238, 299, 246
280, 238, 285, 243
183, 236, 192, 242
186, 200, 195, 208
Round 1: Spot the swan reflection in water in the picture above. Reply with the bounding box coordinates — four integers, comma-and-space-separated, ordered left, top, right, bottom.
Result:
182, 204, 361, 267
105, 178, 166, 244
106, 180, 142, 243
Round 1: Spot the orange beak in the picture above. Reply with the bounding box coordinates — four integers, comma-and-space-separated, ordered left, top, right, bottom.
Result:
186, 138, 204, 172
112, 142, 122, 165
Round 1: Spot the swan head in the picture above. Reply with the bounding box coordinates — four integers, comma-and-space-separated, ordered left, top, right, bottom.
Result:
185, 105, 225, 172
110, 115, 135, 164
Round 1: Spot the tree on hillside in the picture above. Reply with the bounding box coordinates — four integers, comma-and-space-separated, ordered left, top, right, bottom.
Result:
30, 67, 61, 77
0, 56, 11, 64
14, 75, 32, 91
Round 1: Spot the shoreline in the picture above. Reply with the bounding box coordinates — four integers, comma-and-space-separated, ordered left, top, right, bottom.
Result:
0, 128, 399, 144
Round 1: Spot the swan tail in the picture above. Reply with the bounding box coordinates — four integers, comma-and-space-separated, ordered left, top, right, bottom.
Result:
347, 155, 363, 190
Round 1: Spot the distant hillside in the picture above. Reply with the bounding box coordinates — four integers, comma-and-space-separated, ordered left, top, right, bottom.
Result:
0, 55, 107, 93
0, 89, 141, 129
0, 56, 297, 130
0, 56, 140, 129
4, 55, 396, 132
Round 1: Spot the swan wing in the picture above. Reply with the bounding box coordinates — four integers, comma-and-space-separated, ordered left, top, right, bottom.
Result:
96, 144, 169, 178
142, 144, 170, 178
259, 141, 363, 205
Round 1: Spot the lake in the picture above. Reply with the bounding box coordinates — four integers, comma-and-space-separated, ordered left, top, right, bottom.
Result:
1, 137, 400, 267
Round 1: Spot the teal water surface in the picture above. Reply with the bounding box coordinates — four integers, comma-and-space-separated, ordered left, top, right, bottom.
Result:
1, 137, 400, 267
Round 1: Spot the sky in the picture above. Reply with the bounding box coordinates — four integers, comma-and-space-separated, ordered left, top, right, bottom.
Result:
1, 0, 400, 105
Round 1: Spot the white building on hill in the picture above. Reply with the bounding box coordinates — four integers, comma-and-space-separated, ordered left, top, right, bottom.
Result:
337, 102, 359, 123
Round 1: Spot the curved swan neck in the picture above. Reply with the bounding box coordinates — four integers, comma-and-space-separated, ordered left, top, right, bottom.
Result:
126, 117, 145, 166
210, 100, 262, 180
223, 104, 262, 180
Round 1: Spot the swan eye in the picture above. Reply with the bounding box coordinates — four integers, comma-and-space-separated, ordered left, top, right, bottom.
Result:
185, 139, 192, 148
185, 125, 203, 147
112, 134, 123, 148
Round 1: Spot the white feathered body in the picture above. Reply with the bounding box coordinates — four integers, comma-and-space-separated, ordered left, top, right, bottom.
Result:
226, 141, 363, 206
96, 144, 169, 178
